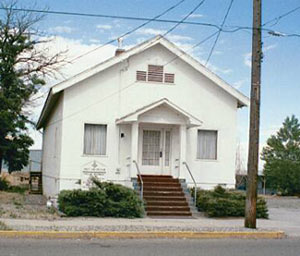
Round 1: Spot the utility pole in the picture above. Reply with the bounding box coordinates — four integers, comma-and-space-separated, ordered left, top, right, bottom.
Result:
245, 0, 262, 229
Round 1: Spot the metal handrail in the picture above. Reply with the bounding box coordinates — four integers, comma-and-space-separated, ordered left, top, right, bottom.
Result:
133, 160, 143, 201
182, 161, 197, 206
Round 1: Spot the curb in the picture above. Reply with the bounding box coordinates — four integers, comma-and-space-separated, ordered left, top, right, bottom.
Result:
0, 231, 285, 239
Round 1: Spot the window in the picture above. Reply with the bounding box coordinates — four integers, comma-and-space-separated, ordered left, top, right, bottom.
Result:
197, 130, 217, 160
84, 124, 107, 155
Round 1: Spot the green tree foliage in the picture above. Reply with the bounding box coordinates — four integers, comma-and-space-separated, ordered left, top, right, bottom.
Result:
0, 2, 63, 173
261, 115, 300, 195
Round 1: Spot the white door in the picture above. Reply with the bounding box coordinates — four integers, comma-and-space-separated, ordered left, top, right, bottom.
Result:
140, 128, 171, 175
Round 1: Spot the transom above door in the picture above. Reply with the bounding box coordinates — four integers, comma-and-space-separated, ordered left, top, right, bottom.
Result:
138, 126, 172, 175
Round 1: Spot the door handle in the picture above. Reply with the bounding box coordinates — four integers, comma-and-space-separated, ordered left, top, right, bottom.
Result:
160, 151, 163, 158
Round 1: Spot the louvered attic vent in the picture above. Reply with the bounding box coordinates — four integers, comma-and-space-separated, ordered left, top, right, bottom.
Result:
164, 73, 175, 83
148, 65, 164, 82
136, 71, 146, 81
136, 65, 175, 84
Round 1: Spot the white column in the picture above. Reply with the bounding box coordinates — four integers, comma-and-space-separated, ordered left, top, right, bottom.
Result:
130, 121, 139, 177
179, 124, 187, 179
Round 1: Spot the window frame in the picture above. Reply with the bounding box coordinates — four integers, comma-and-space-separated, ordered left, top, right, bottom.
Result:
196, 129, 218, 161
83, 123, 108, 156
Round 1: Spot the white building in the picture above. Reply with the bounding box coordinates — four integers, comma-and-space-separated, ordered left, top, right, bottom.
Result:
37, 35, 249, 198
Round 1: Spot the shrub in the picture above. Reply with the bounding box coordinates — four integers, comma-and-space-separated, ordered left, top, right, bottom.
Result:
58, 180, 144, 218
194, 185, 268, 218
0, 177, 9, 191
0, 178, 27, 194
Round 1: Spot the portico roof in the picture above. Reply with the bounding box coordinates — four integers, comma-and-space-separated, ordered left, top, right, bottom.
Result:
116, 98, 203, 127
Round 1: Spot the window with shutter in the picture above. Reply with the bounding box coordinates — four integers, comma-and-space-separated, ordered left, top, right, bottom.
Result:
148, 65, 164, 82
197, 130, 218, 160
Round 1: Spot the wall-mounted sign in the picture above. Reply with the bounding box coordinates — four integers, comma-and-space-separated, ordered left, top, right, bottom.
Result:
81, 161, 107, 190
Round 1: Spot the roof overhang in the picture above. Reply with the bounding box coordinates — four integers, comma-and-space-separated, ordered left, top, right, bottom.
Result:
116, 98, 203, 128
36, 89, 61, 129
50, 35, 249, 107
37, 35, 250, 129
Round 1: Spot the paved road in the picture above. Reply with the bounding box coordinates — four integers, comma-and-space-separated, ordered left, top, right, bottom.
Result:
0, 238, 300, 256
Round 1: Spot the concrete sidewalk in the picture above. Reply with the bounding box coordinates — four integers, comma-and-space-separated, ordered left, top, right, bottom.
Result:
0, 216, 285, 232
1, 197, 299, 238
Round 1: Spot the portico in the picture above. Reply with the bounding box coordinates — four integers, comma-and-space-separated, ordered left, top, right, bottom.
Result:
116, 98, 202, 179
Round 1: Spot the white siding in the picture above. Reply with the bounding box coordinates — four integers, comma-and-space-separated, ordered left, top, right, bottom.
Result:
42, 93, 64, 196
44, 42, 240, 193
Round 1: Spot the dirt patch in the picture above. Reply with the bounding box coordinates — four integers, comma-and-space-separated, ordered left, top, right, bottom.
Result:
0, 191, 60, 220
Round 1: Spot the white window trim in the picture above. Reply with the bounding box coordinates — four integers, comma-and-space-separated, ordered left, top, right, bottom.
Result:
196, 129, 218, 161
82, 123, 108, 156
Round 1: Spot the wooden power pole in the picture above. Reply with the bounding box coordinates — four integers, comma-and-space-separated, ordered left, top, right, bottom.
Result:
245, 0, 262, 229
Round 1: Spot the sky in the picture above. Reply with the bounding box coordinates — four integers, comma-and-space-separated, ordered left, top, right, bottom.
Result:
2, 0, 300, 171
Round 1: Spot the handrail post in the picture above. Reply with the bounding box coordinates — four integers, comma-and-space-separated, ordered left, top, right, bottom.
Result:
183, 161, 197, 207
133, 160, 143, 201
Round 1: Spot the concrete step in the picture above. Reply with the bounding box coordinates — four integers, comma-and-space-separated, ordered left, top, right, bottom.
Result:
143, 191, 184, 197
143, 187, 183, 192
147, 211, 192, 216
143, 196, 187, 201
143, 182, 182, 187
146, 206, 190, 212
145, 201, 189, 207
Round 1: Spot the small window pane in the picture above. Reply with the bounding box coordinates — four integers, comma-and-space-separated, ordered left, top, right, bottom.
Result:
84, 124, 107, 155
197, 130, 217, 160
142, 130, 160, 166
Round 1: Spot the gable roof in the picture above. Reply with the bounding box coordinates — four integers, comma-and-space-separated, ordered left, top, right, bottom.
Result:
116, 98, 203, 127
37, 35, 249, 129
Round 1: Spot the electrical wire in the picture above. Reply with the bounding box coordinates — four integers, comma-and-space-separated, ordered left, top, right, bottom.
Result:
70, 0, 186, 62
205, 0, 234, 66
43, 30, 219, 129
263, 5, 300, 27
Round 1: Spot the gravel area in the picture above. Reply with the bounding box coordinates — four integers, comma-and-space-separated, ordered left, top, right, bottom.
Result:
0, 194, 299, 236
0, 192, 59, 220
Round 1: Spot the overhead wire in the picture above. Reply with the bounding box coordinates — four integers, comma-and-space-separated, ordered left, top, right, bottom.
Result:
262, 5, 300, 27
42, 0, 211, 128
70, 0, 187, 62
205, 0, 234, 66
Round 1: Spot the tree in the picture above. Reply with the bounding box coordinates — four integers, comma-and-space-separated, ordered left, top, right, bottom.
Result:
0, 2, 64, 173
261, 115, 300, 195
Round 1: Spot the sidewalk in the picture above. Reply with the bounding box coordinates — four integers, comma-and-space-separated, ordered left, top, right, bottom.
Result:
0, 216, 286, 239
1, 197, 299, 238
0, 215, 285, 232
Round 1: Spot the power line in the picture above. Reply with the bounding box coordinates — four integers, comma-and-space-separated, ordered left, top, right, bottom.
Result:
263, 5, 300, 27
0, 6, 222, 30
43, 32, 219, 129
162, 0, 207, 37
205, 0, 234, 66
70, 0, 186, 62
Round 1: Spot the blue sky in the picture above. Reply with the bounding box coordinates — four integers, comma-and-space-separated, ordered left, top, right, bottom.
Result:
6, 0, 300, 169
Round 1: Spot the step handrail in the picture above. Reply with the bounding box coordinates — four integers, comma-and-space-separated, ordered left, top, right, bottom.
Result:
133, 160, 143, 201
182, 161, 197, 206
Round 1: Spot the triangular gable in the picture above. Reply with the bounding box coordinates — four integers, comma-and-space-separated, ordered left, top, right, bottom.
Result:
51, 35, 249, 107
37, 35, 249, 129
116, 98, 202, 128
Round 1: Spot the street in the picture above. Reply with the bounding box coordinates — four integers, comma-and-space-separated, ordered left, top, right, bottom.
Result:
0, 238, 300, 256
